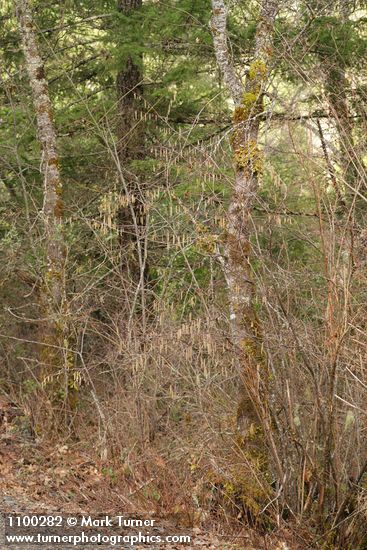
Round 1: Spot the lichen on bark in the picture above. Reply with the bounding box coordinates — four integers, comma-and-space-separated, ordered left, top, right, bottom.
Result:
16, 0, 75, 421
211, 0, 280, 489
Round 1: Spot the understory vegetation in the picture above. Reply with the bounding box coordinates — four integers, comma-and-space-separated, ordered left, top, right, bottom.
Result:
1, 0, 367, 547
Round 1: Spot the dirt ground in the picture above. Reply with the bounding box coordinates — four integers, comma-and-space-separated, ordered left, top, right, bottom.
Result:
0, 407, 305, 550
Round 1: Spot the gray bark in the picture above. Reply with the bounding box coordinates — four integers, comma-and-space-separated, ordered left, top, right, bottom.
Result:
211, 0, 280, 468
16, 0, 67, 376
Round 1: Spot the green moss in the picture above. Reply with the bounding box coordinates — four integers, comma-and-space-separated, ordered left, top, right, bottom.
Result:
241, 337, 264, 359
234, 139, 263, 173
243, 90, 259, 106
248, 59, 268, 81
205, 463, 272, 522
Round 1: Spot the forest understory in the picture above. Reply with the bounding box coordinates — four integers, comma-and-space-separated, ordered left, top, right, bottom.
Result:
1, 0, 367, 548
0, 411, 305, 549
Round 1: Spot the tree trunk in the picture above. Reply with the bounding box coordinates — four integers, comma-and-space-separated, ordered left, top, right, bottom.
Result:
16, 0, 71, 410
211, 0, 280, 471
116, 0, 148, 316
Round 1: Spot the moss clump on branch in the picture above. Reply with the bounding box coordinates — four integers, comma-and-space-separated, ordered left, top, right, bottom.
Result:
234, 139, 264, 174
243, 90, 260, 107
231, 60, 268, 173
241, 337, 266, 365
248, 59, 268, 81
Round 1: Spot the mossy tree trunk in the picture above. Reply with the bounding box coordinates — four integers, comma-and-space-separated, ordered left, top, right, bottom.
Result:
16, 0, 72, 414
211, 0, 280, 469
116, 0, 149, 318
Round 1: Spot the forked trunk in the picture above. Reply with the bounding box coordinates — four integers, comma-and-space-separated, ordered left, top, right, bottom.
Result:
211, 0, 280, 470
